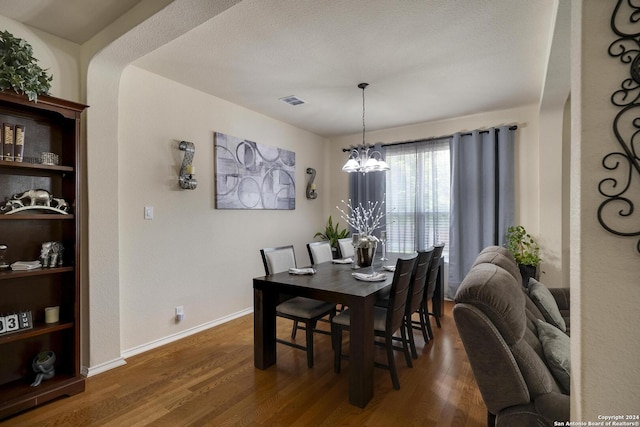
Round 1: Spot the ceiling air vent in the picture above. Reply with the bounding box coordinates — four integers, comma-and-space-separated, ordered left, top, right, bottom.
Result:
279, 95, 306, 106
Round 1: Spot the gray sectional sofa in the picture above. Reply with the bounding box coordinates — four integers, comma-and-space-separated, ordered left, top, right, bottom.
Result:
453, 246, 570, 427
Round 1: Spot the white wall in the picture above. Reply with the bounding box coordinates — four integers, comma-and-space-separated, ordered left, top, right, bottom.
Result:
571, 0, 640, 418
83, 0, 242, 374
118, 66, 328, 353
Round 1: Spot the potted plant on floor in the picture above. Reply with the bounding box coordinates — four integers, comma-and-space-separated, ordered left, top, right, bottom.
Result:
506, 225, 541, 288
314, 215, 349, 259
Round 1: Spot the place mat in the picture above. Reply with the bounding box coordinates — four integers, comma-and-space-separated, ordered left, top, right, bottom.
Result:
332, 258, 353, 264
352, 272, 387, 282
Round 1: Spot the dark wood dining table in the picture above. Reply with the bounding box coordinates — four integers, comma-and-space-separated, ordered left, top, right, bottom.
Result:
253, 254, 412, 408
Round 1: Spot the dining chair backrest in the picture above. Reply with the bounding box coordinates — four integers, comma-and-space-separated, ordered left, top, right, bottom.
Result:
386, 256, 418, 333
424, 243, 445, 300
260, 245, 296, 275
337, 238, 354, 258
406, 248, 434, 316
307, 241, 333, 265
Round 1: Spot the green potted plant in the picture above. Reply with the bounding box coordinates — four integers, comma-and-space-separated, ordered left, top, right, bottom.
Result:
506, 225, 541, 288
0, 30, 52, 102
314, 215, 349, 258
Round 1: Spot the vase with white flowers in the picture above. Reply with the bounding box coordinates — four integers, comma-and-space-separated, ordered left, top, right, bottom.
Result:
337, 199, 386, 268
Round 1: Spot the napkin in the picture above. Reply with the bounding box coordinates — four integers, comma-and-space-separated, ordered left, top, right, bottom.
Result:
382, 265, 396, 272
289, 267, 316, 275
10, 260, 42, 271
332, 258, 353, 264
352, 272, 387, 282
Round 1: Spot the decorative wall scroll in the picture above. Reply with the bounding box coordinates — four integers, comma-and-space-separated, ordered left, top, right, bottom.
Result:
306, 167, 317, 199
214, 132, 295, 210
178, 141, 197, 190
601, 0, 640, 253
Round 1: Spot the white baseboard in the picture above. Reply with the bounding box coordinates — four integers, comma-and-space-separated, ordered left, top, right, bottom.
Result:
81, 308, 253, 377
82, 356, 127, 377
121, 307, 253, 359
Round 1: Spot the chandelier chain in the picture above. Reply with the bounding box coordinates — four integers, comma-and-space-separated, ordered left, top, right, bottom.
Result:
362, 84, 366, 148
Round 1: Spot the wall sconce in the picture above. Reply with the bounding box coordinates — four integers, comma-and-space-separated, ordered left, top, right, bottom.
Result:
178, 141, 197, 190
306, 168, 317, 199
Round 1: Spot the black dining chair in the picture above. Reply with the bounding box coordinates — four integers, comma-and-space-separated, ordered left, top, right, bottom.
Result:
331, 256, 417, 390
375, 249, 433, 358
403, 248, 434, 358
415, 243, 445, 342
260, 245, 336, 368
307, 241, 333, 265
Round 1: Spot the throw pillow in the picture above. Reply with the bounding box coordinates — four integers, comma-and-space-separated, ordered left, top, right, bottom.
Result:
536, 319, 571, 393
529, 278, 567, 332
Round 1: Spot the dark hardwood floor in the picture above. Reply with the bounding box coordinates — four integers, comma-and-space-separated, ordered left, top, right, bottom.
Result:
3, 301, 486, 426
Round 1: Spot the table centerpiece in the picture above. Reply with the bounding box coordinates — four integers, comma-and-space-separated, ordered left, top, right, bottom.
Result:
337, 199, 386, 268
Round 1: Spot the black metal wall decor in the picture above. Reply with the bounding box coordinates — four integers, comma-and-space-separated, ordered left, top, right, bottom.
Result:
601, 0, 640, 253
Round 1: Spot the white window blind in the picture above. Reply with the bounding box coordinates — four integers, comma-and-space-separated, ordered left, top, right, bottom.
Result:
384, 138, 450, 254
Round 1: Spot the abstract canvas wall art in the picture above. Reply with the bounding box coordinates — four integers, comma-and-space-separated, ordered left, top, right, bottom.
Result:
214, 132, 296, 210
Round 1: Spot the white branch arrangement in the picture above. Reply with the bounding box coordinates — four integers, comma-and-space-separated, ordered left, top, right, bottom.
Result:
337, 199, 386, 237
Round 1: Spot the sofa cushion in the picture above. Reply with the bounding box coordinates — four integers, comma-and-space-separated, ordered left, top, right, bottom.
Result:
528, 278, 566, 332
455, 263, 526, 344
536, 319, 571, 394
479, 245, 516, 263
472, 250, 522, 284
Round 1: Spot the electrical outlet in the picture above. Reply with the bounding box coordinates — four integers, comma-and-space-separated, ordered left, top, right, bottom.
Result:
175, 306, 184, 322
144, 206, 154, 220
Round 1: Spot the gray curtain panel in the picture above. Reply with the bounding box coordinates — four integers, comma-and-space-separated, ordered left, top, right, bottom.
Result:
348, 144, 387, 239
448, 126, 515, 298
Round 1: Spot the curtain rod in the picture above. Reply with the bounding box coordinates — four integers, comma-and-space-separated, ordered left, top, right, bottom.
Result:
341, 125, 518, 152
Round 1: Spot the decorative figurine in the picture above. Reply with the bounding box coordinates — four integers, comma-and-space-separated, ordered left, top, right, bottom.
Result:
1, 189, 69, 215
30, 350, 56, 387
40, 241, 63, 267
0, 244, 8, 270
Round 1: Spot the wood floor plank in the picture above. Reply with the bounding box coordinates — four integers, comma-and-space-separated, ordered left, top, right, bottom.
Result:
2, 301, 486, 426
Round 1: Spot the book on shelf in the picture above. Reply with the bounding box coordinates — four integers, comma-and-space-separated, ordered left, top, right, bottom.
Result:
3, 123, 14, 161
14, 124, 24, 162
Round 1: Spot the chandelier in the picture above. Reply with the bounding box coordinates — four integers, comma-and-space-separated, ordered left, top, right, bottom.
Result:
342, 83, 390, 173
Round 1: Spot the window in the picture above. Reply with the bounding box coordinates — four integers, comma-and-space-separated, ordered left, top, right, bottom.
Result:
384, 138, 450, 254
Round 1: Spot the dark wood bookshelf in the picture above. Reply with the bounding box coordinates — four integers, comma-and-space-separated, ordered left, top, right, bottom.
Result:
0, 91, 87, 419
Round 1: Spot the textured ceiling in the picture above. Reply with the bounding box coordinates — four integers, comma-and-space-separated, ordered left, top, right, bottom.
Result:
0, 0, 558, 137
134, 0, 556, 137
0, 0, 143, 44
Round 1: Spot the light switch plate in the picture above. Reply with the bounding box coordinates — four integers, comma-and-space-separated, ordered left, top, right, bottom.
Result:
144, 206, 154, 220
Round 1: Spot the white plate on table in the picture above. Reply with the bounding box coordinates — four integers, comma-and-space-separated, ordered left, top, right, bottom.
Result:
332, 258, 353, 264
382, 265, 396, 272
